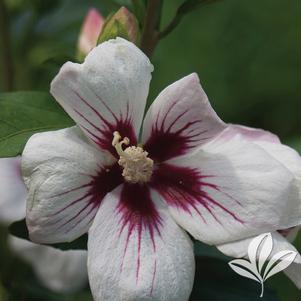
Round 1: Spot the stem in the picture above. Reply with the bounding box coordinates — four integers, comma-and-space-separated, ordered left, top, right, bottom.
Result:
140, 0, 163, 58
159, 0, 220, 40
260, 281, 264, 298
158, 11, 183, 39
0, 0, 14, 91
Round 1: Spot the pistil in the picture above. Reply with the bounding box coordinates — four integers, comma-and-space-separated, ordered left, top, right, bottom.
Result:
112, 131, 154, 184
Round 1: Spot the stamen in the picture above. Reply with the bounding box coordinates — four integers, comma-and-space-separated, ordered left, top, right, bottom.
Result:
112, 131, 154, 184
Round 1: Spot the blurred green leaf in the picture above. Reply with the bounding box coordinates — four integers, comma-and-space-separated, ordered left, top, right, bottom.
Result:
0, 281, 8, 301
110, 0, 132, 7
0, 91, 73, 157
131, 0, 146, 25
9, 219, 88, 250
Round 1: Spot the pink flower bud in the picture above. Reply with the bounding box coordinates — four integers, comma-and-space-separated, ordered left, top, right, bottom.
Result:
77, 8, 104, 57
114, 7, 138, 44
97, 6, 139, 45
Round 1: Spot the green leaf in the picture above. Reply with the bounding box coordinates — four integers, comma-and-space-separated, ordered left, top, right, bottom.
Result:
0, 91, 74, 157
9, 219, 88, 250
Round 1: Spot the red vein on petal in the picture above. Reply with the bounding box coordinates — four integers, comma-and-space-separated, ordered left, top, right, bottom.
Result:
56, 201, 93, 231
90, 88, 119, 123
72, 90, 110, 126
72, 90, 136, 156
74, 108, 104, 133
117, 184, 162, 283
145, 94, 219, 161
48, 183, 91, 199
151, 164, 243, 224
45, 163, 123, 232
145, 115, 206, 162
166, 108, 190, 133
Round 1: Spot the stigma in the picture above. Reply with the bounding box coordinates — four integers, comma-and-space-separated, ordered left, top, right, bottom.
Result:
112, 131, 154, 184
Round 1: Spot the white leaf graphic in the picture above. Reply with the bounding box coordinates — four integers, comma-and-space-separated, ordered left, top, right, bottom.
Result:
229, 232, 297, 298
229, 259, 262, 283
248, 233, 270, 267
258, 233, 273, 273
263, 250, 297, 281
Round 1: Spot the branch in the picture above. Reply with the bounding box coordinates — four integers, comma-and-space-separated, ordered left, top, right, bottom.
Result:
140, 0, 163, 58
159, 0, 220, 40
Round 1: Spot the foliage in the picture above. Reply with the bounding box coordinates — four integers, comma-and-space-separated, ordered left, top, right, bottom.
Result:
0, 91, 73, 157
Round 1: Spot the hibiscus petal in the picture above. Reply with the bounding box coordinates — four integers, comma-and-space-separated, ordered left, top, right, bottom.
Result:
22, 127, 123, 243
218, 124, 281, 143
8, 235, 88, 292
51, 38, 153, 156
88, 184, 195, 301
219, 126, 301, 223
254, 140, 301, 181
142, 73, 226, 162
217, 231, 301, 288
0, 157, 26, 225
151, 134, 300, 245
218, 125, 301, 181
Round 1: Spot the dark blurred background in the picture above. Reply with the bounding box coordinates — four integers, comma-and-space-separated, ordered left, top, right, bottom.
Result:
0, 0, 300, 300
2, 0, 301, 147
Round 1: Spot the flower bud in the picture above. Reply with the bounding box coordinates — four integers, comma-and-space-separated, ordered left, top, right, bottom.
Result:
77, 8, 104, 60
98, 7, 139, 45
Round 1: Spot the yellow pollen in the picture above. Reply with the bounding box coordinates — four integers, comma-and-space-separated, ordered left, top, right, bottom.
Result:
112, 131, 154, 184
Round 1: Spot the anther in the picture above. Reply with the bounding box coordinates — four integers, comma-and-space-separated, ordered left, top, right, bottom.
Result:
112, 131, 154, 184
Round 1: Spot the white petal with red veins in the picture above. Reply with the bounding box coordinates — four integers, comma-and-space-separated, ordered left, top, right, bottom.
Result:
22, 126, 118, 243
8, 235, 88, 292
142, 73, 226, 162
51, 38, 153, 156
154, 135, 300, 245
217, 231, 301, 288
0, 157, 26, 225
88, 185, 195, 301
